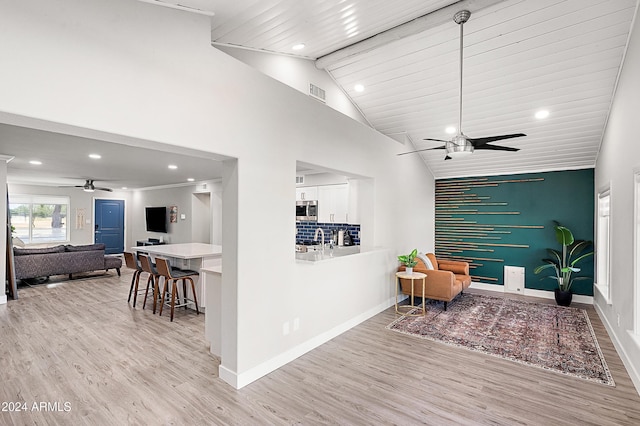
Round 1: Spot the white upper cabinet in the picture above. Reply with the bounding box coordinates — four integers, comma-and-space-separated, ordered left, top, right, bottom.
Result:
296, 186, 318, 201
318, 184, 348, 223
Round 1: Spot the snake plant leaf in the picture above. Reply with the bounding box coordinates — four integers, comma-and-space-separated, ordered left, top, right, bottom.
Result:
555, 225, 574, 246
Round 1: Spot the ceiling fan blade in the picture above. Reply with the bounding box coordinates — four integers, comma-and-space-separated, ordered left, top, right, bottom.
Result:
94, 187, 113, 192
423, 138, 449, 143
397, 145, 446, 156
475, 144, 520, 152
468, 133, 526, 147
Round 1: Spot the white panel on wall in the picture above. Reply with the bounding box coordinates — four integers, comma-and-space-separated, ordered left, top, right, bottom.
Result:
504, 266, 525, 294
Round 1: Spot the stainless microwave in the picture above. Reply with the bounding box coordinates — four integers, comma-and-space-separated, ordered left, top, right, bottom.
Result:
296, 200, 318, 221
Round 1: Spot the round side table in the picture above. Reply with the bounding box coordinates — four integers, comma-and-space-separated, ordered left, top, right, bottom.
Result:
395, 271, 427, 316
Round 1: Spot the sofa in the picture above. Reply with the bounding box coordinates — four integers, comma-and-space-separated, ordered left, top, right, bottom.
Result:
397, 253, 471, 310
13, 243, 122, 281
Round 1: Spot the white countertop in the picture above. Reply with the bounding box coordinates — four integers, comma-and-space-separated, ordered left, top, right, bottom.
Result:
132, 243, 222, 259
295, 245, 360, 263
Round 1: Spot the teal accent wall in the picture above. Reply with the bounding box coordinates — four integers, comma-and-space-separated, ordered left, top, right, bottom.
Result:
435, 169, 594, 296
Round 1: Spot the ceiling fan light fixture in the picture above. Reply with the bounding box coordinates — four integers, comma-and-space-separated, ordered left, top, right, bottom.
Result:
83, 187, 95, 193
446, 135, 474, 158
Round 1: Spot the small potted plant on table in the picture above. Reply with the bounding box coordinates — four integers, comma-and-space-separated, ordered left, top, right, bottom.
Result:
398, 248, 418, 275
534, 222, 593, 306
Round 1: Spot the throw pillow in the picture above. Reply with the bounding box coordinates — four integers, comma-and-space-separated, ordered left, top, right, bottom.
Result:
417, 252, 434, 269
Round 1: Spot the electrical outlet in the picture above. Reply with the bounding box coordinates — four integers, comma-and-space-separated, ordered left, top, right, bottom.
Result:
283, 321, 290, 335
293, 317, 300, 331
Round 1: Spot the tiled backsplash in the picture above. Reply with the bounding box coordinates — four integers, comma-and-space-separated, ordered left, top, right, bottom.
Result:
296, 221, 361, 245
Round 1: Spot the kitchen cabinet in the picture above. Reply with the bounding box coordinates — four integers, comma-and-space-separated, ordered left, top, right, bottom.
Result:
296, 186, 318, 201
318, 184, 349, 223
347, 179, 360, 224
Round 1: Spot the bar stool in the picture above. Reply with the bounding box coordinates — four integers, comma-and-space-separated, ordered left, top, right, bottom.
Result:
155, 257, 199, 322
138, 254, 163, 314
124, 252, 143, 304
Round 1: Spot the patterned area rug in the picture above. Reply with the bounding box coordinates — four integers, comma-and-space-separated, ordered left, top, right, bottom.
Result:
387, 293, 614, 386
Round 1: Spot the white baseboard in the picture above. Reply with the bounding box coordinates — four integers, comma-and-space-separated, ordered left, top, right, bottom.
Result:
0, 294, 6, 305
218, 296, 396, 389
469, 282, 594, 304
594, 304, 640, 396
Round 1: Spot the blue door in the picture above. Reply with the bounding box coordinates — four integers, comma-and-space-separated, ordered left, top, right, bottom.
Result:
95, 199, 125, 254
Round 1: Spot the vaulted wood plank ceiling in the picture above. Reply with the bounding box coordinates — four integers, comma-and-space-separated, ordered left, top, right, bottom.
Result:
146, 0, 638, 178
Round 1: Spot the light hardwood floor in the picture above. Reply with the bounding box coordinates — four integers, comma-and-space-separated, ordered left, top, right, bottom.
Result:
1, 270, 639, 425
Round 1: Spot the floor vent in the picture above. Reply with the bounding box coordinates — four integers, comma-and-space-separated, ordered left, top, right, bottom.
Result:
309, 83, 326, 103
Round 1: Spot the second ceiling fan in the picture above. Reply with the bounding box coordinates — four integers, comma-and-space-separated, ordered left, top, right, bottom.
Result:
399, 10, 525, 160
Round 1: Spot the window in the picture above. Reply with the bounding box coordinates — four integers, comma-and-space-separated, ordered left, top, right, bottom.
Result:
9, 195, 70, 244
596, 189, 611, 302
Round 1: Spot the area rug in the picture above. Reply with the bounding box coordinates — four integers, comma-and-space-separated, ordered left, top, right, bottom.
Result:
387, 294, 615, 386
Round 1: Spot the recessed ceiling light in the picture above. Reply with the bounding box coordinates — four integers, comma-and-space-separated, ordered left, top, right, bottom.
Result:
292, 43, 305, 50
445, 126, 457, 134
187, 178, 195, 182
354, 84, 365, 92
121, 187, 128, 190
168, 164, 178, 170
29, 160, 42, 165
88, 153, 102, 159
535, 110, 550, 119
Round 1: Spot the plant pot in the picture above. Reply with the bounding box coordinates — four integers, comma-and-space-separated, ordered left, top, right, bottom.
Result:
554, 288, 573, 307
405, 267, 413, 275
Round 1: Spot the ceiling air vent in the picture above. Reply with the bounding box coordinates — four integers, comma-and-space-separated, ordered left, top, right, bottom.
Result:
137, 0, 215, 16
309, 83, 326, 103
296, 176, 304, 184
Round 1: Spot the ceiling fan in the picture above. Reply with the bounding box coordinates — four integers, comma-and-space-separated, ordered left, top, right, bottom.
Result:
399, 10, 525, 160
74, 179, 113, 192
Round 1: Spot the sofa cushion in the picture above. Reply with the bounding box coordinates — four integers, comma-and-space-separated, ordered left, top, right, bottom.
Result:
13, 245, 66, 256
65, 243, 106, 252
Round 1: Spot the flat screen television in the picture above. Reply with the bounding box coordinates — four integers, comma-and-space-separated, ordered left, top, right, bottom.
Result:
145, 206, 167, 233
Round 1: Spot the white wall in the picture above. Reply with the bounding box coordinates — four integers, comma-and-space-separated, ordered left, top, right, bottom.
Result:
0, 157, 8, 304
594, 5, 640, 394
215, 45, 370, 126
0, 0, 435, 388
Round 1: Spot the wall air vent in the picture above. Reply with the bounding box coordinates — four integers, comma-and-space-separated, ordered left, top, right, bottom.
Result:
296, 176, 304, 184
309, 83, 326, 103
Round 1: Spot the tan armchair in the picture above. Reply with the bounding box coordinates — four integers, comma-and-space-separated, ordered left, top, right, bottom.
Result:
397, 253, 471, 310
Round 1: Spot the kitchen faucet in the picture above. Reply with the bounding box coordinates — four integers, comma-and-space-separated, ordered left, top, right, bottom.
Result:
314, 228, 325, 251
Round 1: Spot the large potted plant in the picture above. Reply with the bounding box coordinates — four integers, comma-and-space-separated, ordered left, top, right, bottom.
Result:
398, 249, 418, 274
534, 222, 594, 306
